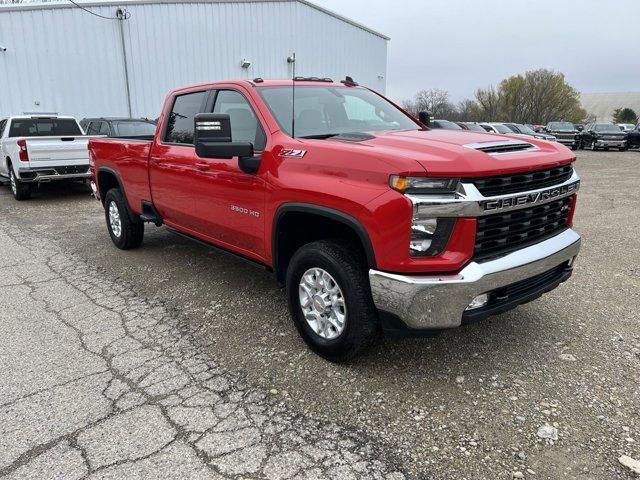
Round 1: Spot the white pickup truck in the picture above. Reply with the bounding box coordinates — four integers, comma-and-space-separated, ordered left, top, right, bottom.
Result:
0, 115, 92, 200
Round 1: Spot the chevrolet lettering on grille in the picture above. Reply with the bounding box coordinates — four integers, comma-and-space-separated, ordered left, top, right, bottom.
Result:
482, 181, 579, 212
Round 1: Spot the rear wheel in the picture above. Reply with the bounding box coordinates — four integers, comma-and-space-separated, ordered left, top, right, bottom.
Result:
286, 240, 380, 362
619, 146, 628, 152
8, 166, 31, 201
104, 188, 144, 249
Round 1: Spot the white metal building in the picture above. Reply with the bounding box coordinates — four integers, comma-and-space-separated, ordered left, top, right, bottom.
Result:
0, 0, 388, 119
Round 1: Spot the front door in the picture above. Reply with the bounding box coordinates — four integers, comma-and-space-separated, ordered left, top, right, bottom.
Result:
149, 90, 208, 230
191, 88, 267, 259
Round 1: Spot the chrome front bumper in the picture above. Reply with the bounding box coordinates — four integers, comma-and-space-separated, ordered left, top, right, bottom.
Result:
369, 229, 581, 330
595, 140, 626, 147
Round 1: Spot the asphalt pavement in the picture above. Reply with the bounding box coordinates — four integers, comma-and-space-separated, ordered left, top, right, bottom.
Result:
0, 150, 638, 479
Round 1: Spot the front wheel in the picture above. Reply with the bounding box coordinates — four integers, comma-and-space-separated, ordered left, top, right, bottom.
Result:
286, 240, 380, 362
8, 167, 31, 201
104, 188, 144, 249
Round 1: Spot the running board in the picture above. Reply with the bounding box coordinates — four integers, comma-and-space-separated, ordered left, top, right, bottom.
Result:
140, 202, 163, 226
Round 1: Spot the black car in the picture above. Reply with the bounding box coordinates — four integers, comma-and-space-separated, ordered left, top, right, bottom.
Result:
455, 122, 486, 132
578, 123, 628, 151
626, 124, 640, 149
430, 119, 463, 130
544, 122, 579, 150
80, 117, 157, 138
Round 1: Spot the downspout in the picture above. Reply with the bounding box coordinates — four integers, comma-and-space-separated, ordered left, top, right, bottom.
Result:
116, 8, 132, 117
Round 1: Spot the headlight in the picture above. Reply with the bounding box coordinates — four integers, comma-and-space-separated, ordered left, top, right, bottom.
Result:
390, 176, 458, 257
390, 176, 459, 194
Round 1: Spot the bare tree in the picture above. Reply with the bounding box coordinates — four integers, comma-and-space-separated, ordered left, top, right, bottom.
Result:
401, 88, 458, 119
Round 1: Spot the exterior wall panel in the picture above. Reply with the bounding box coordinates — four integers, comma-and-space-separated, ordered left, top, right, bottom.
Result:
0, 0, 388, 120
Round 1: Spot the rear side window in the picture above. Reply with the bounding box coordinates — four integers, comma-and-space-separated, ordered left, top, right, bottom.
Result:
0, 119, 6, 137
87, 121, 110, 135
9, 119, 82, 137
164, 91, 207, 144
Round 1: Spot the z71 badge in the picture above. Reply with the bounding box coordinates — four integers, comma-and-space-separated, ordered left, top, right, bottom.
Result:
482, 181, 579, 212
280, 149, 307, 158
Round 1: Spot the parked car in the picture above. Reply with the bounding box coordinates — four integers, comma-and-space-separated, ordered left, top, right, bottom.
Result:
80, 117, 157, 138
479, 123, 513, 134
504, 123, 557, 142
0, 115, 91, 200
430, 119, 462, 130
617, 123, 635, 132
578, 123, 628, 151
623, 124, 640, 149
455, 122, 486, 132
89, 78, 581, 361
544, 122, 579, 150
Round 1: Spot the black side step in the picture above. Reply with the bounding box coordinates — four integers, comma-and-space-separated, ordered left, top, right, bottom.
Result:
140, 202, 163, 226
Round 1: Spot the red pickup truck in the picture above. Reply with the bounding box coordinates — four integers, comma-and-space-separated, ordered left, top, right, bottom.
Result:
89, 78, 581, 362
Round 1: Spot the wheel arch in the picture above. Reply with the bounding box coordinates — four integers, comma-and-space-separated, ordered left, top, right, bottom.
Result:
97, 167, 125, 205
272, 203, 377, 284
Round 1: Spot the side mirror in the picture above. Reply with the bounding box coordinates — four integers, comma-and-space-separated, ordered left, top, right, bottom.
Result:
418, 111, 431, 128
194, 113, 260, 173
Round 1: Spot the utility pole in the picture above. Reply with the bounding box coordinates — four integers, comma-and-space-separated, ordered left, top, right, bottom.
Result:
116, 8, 132, 117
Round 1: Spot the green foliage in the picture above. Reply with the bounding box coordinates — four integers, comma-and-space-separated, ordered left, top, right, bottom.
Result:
612, 108, 638, 124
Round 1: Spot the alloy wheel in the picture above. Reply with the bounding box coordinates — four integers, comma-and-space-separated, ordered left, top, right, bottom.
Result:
108, 201, 122, 238
298, 268, 347, 340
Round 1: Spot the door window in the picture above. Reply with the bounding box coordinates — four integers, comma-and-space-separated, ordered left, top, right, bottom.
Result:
213, 90, 266, 151
164, 91, 207, 144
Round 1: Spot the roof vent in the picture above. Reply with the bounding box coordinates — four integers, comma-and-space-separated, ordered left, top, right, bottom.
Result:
464, 140, 537, 155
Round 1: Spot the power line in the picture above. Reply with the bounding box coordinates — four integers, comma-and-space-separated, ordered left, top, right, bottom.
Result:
66, 0, 128, 20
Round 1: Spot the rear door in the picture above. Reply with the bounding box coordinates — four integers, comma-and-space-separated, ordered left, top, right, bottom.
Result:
149, 89, 208, 230
191, 88, 267, 257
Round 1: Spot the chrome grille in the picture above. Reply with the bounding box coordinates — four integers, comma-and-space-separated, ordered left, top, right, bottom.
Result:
470, 165, 573, 197
474, 197, 572, 261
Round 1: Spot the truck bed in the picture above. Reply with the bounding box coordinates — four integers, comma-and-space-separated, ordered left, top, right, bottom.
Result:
89, 137, 153, 214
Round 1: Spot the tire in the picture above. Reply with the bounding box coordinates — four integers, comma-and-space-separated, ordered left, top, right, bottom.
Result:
286, 240, 380, 362
8, 166, 31, 201
104, 188, 144, 249
619, 147, 628, 152
570, 145, 578, 151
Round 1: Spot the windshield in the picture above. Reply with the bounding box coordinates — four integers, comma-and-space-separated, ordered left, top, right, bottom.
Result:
258, 86, 419, 138
515, 124, 536, 135
547, 122, 575, 131
594, 123, 623, 133
463, 123, 486, 132
9, 118, 82, 137
433, 120, 462, 130
114, 121, 157, 136
492, 124, 512, 134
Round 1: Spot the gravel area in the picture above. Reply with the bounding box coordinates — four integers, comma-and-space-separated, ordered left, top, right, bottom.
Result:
0, 149, 638, 479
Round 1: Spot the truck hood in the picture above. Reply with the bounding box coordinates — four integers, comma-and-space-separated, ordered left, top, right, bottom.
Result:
316, 129, 575, 177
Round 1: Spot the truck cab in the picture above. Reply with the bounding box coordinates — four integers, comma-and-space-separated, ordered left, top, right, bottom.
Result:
90, 78, 581, 362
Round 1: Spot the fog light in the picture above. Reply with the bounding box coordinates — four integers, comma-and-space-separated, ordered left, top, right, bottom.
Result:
466, 293, 489, 311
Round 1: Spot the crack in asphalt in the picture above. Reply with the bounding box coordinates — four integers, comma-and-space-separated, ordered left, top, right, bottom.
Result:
0, 219, 408, 479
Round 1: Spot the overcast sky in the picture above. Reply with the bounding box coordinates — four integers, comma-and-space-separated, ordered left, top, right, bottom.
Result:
313, 0, 640, 103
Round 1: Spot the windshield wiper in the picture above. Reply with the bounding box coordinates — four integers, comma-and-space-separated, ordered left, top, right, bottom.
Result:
297, 133, 342, 139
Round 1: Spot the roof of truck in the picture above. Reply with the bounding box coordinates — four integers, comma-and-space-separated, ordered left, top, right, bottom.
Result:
170, 78, 364, 95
